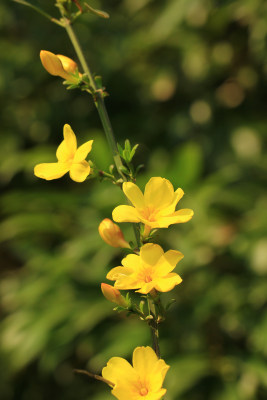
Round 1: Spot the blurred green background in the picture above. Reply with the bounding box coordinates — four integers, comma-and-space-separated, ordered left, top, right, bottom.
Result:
1, 0, 267, 399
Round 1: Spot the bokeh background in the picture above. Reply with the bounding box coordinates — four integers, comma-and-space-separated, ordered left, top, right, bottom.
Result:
1, 0, 267, 399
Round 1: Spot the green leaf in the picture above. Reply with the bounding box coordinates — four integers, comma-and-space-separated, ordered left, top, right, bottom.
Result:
117, 143, 124, 157
129, 144, 139, 161
118, 165, 130, 175
122, 149, 131, 162
125, 139, 131, 152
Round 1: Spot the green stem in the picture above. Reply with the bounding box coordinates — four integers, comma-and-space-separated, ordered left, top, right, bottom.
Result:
147, 296, 161, 358
149, 318, 160, 358
61, 15, 142, 248
152, 292, 165, 322
133, 224, 141, 248
13, 0, 63, 26
62, 16, 126, 181
74, 369, 114, 387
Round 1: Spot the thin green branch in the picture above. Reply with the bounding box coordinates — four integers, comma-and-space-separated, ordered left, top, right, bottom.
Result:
74, 369, 114, 387
133, 224, 141, 248
148, 317, 161, 358
147, 296, 161, 358
13, 0, 63, 26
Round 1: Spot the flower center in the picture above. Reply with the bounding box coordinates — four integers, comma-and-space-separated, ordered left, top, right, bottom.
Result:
140, 206, 157, 222
140, 387, 148, 396
137, 266, 154, 284
144, 275, 152, 283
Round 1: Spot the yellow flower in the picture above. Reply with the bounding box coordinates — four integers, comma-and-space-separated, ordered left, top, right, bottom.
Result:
34, 124, 93, 182
101, 283, 128, 308
107, 243, 183, 294
40, 50, 80, 83
102, 346, 169, 400
99, 219, 130, 248
112, 177, 194, 235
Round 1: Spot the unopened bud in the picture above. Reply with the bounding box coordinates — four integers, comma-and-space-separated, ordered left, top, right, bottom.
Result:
101, 283, 128, 308
98, 218, 130, 248
40, 50, 80, 83
57, 54, 78, 74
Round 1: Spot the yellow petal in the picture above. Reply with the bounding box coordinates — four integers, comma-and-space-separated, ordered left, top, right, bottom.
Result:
174, 187, 184, 202
121, 254, 141, 271
163, 249, 184, 267
147, 389, 167, 400
154, 274, 182, 292
155, 209, 194, 227
140, 244, 164, 266
132, 346, 158, 378
56, 140, 73, 162
122, 182, 145, 208
56, 125, 77, 162
113, 385, 166, 400
34, 162, 69, 180
144, 177, 174, 209
73, 140, 93, 162
158, 188, 184, 216
102, 357, 137, 388
137, 217, 160, 229
115, 277, 141, 290
112, 205, 141, 223
63, 124, 77, 154
112, 384, 157, 400
135, 281, 155, 294
172, 208, 194, 220
155, 250, 184, 276
149, 360, 170, 391
106, 266, 132, 281
111, 384, 133, 400
69, 161, 90, 182
132, 347, 169, 394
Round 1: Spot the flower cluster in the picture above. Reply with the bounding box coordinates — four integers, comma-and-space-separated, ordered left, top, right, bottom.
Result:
33, 48, 194, 400
97, 178, 193, 398
100, 177, 193, 296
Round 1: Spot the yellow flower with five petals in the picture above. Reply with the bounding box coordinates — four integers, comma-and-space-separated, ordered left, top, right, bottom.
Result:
107, 243, 183, 294
102, 346, 169, 400
34, 124, 93, 182
112, 177, 194, 236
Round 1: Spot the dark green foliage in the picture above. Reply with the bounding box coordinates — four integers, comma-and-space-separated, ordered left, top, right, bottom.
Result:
0, 0, 267, 399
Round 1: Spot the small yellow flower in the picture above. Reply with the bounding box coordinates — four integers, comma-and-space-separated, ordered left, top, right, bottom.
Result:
99, 219, 130, 249
112, 177, 194, 235
101, 283, 128, 308
107, 243, 183, 294
34, 124, 93, 182
102, 346, 169, 400
40, 50, 80, 83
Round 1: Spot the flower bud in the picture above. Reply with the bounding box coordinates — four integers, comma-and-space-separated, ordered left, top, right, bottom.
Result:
101, 283, 128, 308
40, 50, 79, 83
98, 218, 130, 248
56, 54, 78, 74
